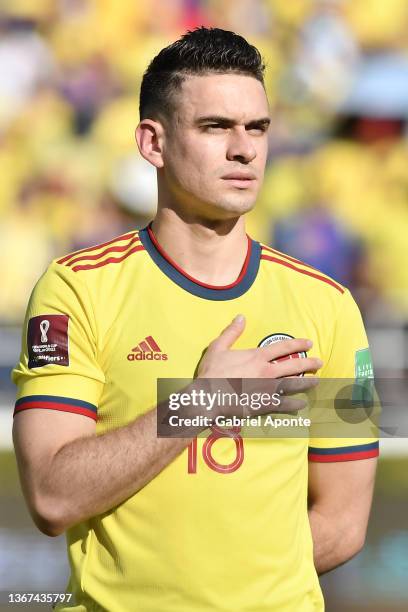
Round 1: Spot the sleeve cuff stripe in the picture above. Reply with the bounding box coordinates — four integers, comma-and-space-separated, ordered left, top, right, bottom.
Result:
309, 448, 379, 462
15, 395, 97, 412
14, 404, 97, 421
308, 441, 379, 455
14, 396, 97, 421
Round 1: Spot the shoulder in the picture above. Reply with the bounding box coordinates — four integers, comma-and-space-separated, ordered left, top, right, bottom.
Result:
33, 230, 149, 334
54, 230, 145, 274
258, 242, 345, 298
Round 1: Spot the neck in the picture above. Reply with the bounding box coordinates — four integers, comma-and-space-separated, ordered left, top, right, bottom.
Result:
150, 208, 249, 286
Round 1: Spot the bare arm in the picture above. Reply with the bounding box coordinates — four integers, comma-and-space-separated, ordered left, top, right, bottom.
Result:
13, 407, 193, 537
13, 316, 321, 537
308, 457, 377, 575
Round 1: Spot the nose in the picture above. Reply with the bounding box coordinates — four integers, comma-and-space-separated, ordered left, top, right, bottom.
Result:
226, 127, 257, 163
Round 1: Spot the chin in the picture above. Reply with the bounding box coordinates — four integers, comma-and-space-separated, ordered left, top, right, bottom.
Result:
188, 190, 257, 221
205, 189, 254, 211
214, 199, 256, 217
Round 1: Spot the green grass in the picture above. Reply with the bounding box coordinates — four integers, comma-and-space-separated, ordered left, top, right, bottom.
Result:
0, 451, 20, 493
375, 456, 408, 497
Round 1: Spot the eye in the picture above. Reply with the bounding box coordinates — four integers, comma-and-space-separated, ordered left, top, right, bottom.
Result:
247, 125, 268, 135
203, 124, 228, 132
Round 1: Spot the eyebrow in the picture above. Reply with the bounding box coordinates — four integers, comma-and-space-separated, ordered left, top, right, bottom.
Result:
195, 115, 271, 128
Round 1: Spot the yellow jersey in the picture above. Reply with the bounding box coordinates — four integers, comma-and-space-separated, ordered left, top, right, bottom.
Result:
12, 225, 379, 612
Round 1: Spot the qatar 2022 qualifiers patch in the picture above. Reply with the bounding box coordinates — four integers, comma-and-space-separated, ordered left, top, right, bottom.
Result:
27, 314, 69, 368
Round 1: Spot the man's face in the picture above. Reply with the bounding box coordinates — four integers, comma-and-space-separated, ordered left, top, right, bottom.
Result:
160, 73, 270, 220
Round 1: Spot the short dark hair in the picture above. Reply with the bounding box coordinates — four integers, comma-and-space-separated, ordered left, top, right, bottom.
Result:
139, 27, 265, 121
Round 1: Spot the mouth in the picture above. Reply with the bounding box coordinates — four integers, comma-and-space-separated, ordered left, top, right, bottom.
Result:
222, 173, 256, 188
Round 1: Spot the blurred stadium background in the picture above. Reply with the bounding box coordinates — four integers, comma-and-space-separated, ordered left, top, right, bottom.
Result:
0, 0, 407, 610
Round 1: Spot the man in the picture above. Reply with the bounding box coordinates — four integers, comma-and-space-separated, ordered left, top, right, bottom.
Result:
12, 27, 378, 611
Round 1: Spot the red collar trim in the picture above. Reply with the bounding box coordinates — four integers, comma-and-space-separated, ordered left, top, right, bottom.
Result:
147, 225, 252, 290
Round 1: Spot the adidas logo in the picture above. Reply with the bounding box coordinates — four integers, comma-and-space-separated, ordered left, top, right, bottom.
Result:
127, 336, 168, 361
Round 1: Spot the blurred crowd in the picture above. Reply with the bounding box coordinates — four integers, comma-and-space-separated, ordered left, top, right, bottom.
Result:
0, 0, 407, 324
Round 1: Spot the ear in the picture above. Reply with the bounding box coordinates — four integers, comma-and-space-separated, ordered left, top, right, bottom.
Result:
135, 119, 164, 169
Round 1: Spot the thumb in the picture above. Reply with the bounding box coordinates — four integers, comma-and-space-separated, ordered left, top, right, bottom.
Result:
211, 315, 246, 352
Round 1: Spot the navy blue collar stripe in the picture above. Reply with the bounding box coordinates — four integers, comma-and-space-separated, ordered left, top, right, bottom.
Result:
139, 225, 261, 301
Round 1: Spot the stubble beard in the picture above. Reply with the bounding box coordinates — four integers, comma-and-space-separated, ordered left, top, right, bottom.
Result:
203, 190, 257, 219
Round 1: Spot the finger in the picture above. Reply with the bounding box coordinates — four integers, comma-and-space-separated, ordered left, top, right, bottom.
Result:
276, 376, 319, 395
257, 396, 307, 416
240, 376, 318, 396
270, 357, 323, 377
209, 314, 246, 352
260, 338, 313, 361
273, 396, 307, 414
